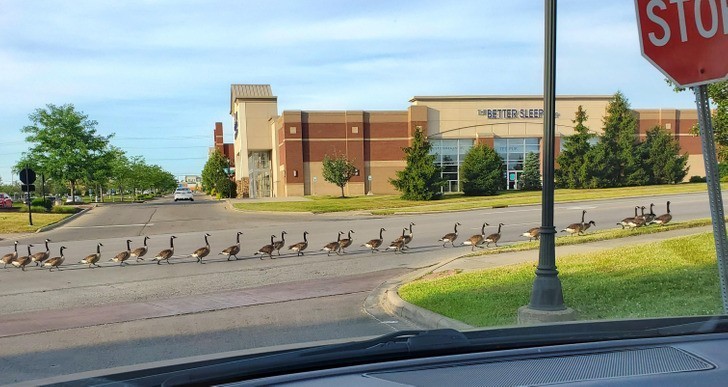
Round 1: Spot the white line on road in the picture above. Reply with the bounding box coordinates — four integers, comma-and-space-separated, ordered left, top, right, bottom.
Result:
63, 224, 154, 229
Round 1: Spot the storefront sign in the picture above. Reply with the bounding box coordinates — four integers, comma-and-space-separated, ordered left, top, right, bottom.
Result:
478, 108, 558, 119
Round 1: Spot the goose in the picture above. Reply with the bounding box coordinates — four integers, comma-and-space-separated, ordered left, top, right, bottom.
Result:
44, 246, 66, 272
644, 203, 657, 224
462, 223, 488, 251
254, 235, 277, 259
439, 222, 461, 248
485, 223, 504, 247
31, 238, 52, 266
403, 222, 415, 249
521, 227, 540, 242
220, 231, 243, 261
192, 233, 211, 263
322, 231, 344, 256
561, 220, 596, 236
131, 236, 150, 261
152, 236, 176, 265
627, 206, 648, 229
288, 231, 309, 256
2, 241, 18, 269
386, 228, 408, 254
109, 240, 132, 266
80, 243, 103, 268
338, 230, 355, 253
617, 206, 640, 229
272, 231, 287, 255
652, 201, 673, 226
362, 228, 386, 253
12, 245, 33, 271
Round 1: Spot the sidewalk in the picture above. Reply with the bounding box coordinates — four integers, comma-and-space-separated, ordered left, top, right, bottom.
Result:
374, 225, 716, 330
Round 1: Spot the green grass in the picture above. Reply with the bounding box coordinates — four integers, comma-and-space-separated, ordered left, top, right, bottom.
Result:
0, 212, 73, 233
399, 233, 722, 327
233, 183, 720, 214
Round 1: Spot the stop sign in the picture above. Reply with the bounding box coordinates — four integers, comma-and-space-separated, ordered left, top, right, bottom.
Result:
635, 0, 728, 87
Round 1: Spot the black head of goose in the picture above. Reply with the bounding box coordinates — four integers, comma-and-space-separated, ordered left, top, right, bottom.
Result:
255, 235, 277, 260
485, 223, 504, 247
192, 233, 212, 263
31, 238, 52, 265
2, 241, 19, 268
289, 231, 309, 256
439, 222, 461, 248
131, 236, 150, 261
220, 231, 243, 261
363, 228, 386, 253
153, 236, 176, 265
653, 201, 673, 225
44, 246, 67, 272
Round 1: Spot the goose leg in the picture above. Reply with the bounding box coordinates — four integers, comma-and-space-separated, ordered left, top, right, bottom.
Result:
157, 260, 162, 265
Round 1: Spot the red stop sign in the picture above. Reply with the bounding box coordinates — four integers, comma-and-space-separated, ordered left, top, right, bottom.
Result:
635, 0, 728, 87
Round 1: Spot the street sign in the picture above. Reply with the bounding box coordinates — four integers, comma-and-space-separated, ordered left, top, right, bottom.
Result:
635, 0, 728, 87
19, 168, 36, 184
21, 184, 36, 192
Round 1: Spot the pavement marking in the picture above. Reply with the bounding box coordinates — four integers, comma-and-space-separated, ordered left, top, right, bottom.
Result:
63, 223, 154, 229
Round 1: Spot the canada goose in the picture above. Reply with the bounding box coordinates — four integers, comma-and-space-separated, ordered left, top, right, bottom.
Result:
254, 235, 277, 259
109, 240, 133, 266
272, 231, 287, 255
386, 228, 408, 254
627, 206, 648, 229
561, 220, 596, 236
463, 223, 488, 251
522, 227, 540, 242
362, 228, 386, 253
644, 203, 657, 224
485, 223, 504, 247
192, 233, 211, 263
152, 236, 176, 265
12, 245, 33, 271
131, 236, 150, 261
80, 243, 103, 268
288, 231, 309, 256
338, 230, 355, 253
2, 241, 18, 269
652, 201, 673, 226
220, 231, 243, 261
322, 231, 344, 256
44, 246, 66, 272
617, 206, 640, 229
439, 222, 461, 248
31, 239, 52, 266
403, 222, 415, 249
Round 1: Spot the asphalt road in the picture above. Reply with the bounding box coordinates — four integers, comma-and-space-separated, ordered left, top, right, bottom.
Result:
0, 191, 721, 384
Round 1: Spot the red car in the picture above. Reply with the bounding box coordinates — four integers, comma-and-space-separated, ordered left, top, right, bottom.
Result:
0, 193, 12, 208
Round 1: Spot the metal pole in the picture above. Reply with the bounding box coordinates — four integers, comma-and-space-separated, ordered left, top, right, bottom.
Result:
26, 165, 33, 226
694, 84, 728, 312
528, 0, 566, 311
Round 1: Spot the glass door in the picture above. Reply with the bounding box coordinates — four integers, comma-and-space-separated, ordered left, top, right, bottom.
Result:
248, 151, 272, 198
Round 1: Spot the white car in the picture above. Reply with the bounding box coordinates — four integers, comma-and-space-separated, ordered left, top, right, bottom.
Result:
174, 188, 194, 201
65, 195, 83, 204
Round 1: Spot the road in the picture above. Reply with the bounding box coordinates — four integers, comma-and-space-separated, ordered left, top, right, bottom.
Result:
0, 192, 720, 383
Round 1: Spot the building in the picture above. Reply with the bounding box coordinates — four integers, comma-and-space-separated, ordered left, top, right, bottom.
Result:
226, 84, 701, 198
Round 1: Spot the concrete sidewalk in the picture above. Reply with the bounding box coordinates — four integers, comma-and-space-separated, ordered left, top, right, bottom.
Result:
374, 225, 716, 330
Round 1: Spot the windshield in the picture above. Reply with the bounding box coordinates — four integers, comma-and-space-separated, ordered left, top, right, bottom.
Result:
1, 0, 726, 384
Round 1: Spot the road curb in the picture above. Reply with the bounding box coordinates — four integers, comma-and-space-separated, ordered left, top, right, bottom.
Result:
366, 256, 475, 331
35, 206, 93, 233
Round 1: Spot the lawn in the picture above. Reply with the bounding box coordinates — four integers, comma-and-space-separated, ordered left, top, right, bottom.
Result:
399, 232, 722, 327
0, 212, 73, 233
233, 183, 719, 214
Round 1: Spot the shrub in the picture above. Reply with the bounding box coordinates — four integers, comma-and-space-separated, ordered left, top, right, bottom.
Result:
19, 205, 49, 213
31, 198, 53, 211
689, 176, 707, 183
460, 144, 506, 196
50, 206, 81, 214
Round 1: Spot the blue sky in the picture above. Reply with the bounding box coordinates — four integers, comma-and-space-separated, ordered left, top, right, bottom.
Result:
0, 0, 698, 184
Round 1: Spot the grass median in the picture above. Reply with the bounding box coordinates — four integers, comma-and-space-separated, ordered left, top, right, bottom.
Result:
0, 212, 73, 234
399, 232, 722, 327
233, 183, 717, 214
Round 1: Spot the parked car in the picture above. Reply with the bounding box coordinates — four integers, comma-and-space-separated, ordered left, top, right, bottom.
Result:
65, 195, 83, 204
174, 187, 194, 201
0, 193, 12, 208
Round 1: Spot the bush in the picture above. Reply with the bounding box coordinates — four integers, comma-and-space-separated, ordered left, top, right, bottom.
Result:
460, 144, 506, 196
31, 198, 53, 211
689, 176, 707, 183
50, 206, 81, 214
19, 205, 49, 213
720, 163, 728, 178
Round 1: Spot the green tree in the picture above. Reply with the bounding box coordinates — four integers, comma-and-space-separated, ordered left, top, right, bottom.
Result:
519, 152, 542, 191
322, 153, 357, 198
19, 104, 112, 199
460, 143, 505, 196
555, 105, 593, 188
642, 126, 689, 184
670, 80, 728, 161
202, 149, 235, 198
390, 127, 444, 200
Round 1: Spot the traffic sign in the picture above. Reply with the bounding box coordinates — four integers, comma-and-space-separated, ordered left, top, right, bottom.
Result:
635, 0, 728, 87
19, 168, 36, 184
21, 184, 36, 192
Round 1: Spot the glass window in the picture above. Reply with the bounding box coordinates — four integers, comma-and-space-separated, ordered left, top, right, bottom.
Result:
429, 139, 474, 193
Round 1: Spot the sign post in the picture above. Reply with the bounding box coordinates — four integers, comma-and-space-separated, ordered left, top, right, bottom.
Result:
19, 166, 36, 226
636, 0, 728, 311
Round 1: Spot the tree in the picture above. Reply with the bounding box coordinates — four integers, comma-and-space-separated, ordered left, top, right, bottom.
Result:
555, 105, 594, 188
460, 143, 505, 196
202, 149, 235, 198
19, 104, 112, 199
670, 80, 728, 161
390, 127, 445, 200
642, 126, 689, 184
322, 153, 357, 198
520, 152, 542, 191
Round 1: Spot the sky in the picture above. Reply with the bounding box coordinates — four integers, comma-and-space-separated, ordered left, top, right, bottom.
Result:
0, 0, 700, 184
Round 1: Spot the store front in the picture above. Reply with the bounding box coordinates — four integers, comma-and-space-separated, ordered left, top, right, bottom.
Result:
494, 137, 540, 190
430, 139, 475, 193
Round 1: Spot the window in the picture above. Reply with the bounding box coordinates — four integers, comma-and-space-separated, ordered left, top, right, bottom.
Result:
495, 138, 541, 190
430, 139, 474, 193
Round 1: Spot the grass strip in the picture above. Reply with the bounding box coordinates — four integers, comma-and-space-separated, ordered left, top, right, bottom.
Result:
0, 213, 73, 234
399, 232, 722, 327
232, 183, 718, 214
